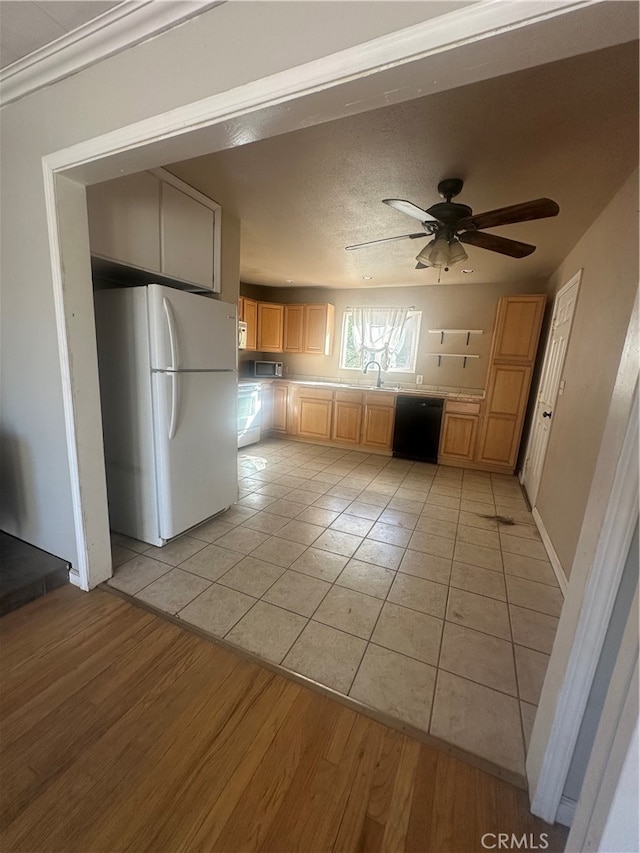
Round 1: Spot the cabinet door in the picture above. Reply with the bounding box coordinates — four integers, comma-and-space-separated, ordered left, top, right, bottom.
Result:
477, 364, 532, 469
439, 413, 478, 462
87, 171, 161, 271
297, 390, 333, 439
238, 297, 245, 322
271, 383, 288, 432
332, 392, 363, 444
362, 403, 395, 449
161, 183, 215, 290
257, 303, 284, 352
304, 304, 335, 355
243, 298, 258, 351
283, 305, 304, 353
491, 294, 546, 364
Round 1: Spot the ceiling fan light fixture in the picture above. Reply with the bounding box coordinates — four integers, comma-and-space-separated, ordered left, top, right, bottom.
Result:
415, 239, 437, 266
447, 238, 468, 265
429, 235, 451, 266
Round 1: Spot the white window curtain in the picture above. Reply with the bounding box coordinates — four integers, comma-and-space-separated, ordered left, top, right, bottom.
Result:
351, 306, 410, 370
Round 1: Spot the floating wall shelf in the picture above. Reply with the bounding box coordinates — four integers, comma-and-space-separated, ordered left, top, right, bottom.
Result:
428, 329, 483, 345
426, 352, 481, 368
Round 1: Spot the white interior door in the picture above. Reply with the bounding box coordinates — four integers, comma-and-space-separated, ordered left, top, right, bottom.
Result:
522, 271, 581, 505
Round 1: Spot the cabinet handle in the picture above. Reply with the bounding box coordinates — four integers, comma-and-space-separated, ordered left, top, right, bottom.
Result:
543, 410, 552, 419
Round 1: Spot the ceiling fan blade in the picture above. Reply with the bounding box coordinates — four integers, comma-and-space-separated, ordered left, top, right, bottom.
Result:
458, 198, 559, 231
459, 230, 536, 258
345, 232, 427, 251
382, 199, 438, 223
415, 262, 427, 270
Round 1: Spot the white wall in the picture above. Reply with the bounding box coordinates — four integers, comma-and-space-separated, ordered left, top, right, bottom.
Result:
534, 169, 639, 575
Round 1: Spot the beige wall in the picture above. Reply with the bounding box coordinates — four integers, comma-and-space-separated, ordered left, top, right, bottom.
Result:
535, 169, 639, 576
241, 279, 547, 390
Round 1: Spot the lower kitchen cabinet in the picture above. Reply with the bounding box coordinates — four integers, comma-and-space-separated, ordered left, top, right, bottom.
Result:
332, 392, 363, 444
270, 382, 289, 433
297, 388, 333, 440
361, 393, 396, 449
439, 413, 478, 462
438, 400, 480, 463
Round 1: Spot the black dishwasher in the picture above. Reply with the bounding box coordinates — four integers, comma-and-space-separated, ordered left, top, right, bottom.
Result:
392, 395, 444, 463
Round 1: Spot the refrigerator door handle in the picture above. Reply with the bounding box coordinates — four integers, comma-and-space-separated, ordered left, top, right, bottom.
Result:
168, 372, 179, 440
163, 296, 180, 371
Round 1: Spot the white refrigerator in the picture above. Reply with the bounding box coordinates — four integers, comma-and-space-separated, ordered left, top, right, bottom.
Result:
94, 284, 238, 547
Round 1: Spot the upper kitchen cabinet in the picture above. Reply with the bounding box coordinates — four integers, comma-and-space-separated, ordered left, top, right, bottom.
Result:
490, 294, 546, 363
161, 182, 215, 290
283, 304, 305, 353
87, 171, 160, 272
239, 297, 258, 350
282, 302, 335, 354
257, 302, 284, 352
87, 168, 222, 292
303, 304, 335, 355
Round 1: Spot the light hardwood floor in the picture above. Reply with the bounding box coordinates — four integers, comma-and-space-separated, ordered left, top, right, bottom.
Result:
0, 586, 567, 853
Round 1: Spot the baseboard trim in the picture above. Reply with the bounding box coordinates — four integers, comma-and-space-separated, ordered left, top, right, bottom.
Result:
532, 507, 568, 596
69, 568, 82, 588
556, 795, 577, 827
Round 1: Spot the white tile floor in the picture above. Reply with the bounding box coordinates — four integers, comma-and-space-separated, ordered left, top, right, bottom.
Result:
108, 438, 563, 779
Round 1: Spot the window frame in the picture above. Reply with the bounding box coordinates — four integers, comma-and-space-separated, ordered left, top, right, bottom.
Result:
339, 308, 422, 373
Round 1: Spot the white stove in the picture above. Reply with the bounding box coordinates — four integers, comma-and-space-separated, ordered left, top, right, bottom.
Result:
238, 382, 261, 447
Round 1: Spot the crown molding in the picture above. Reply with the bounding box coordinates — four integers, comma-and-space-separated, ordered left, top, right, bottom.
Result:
0, 0, 224, 107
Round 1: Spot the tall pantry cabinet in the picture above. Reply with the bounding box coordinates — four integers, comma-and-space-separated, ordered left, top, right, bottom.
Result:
476, 294, 546, 472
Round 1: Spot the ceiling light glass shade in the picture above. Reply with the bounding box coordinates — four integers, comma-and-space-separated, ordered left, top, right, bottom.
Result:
415, 239, 437, 266
429, 236, 451, 266
447, 239, 468, 265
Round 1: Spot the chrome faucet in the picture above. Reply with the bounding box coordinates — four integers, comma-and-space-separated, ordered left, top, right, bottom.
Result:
363, 360, 383, 388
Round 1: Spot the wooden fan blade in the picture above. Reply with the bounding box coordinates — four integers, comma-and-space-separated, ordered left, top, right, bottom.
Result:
382, 199, 438, 223
345, 232, 427, 251
459, 230, 536, 258
458, 198, 559, 231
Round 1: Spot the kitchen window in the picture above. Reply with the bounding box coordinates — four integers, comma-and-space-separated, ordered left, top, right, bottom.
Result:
339, 307, 422, 372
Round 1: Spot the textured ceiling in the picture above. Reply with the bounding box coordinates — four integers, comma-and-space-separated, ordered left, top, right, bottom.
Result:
0, 1, 121, 68
167, 40, 638, 290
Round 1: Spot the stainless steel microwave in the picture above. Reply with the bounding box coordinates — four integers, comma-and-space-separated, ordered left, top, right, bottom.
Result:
250, 360, 283, 378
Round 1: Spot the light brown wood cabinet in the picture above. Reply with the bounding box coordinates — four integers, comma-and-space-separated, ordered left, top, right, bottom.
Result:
283, 305, 305, 353
332, 391, 363, 444
297, 388, 333, 440
268, 383, 396, 452
439, 400, 481, 463
270, 382, 289, 432
240, 297, 258, 351
476, 294, 545, 472
303, 304, 335, 355
361, 392, 396, 449
257, 303, 284, 352
490, 294, 546, 364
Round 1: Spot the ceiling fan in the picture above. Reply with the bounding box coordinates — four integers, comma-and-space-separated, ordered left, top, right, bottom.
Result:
345, 178, 559, 270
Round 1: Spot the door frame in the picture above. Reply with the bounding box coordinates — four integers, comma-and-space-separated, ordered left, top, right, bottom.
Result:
520, 268, 582, 507
42, 0, 609, 590
527, 291, 639, 823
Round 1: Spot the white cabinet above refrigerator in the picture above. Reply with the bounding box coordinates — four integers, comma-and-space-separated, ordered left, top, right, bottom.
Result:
87, 168, 222, 292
